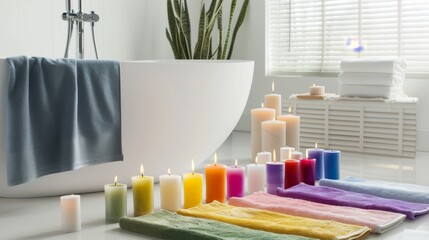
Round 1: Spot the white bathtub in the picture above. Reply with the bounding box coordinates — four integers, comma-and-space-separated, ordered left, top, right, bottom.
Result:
0, 59, 253, 197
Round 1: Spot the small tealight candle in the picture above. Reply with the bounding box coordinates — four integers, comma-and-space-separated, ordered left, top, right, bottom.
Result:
266, 149, 285, 194
283, 149, 300, 189
183, 159, 203, 209
309, 83, 325, 95
307, 143, 325, 180
324, 150, 341, 180
227, 159, 245, 199
131, 164, 154, 216
104, 176, 127, 223
277, 107, 301, 151
280, 147, 295, 161
247, 157, 266, 194
159, 168, 182, 212
291, 151, 303, 160
301, 150, 316, 185
205, 153, 227, 203
264, 81, 282, 116
256, 151, 271, 164
60, 194, 81, 232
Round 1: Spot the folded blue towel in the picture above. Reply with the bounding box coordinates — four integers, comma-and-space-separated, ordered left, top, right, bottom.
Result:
7, 56, 123, 186
320, 177, 429, 204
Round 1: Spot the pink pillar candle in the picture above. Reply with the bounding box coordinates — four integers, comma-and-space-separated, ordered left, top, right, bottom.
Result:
300, 158, 316, 185
227, 161, 245, 199
284, 159, 300, 189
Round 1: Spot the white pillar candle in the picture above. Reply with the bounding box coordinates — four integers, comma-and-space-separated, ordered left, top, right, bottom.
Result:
247, 157, 266, 194
60, 194, 81, 232
251, 104, 276, 161
264, 81, 281, 116
277, 107, 301, 151
256, 151, 271, 164
261, 119, 286, 157
159, 168, 182, 212
310, 83, 325, 95
280, 147, 295, 162
291, 151, 303, 160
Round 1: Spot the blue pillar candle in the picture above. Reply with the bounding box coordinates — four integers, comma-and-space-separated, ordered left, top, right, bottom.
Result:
324, 150, 341, 180
307, 144, 325, 180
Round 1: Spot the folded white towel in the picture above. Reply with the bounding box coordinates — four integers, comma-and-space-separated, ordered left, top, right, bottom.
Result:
338, 84, 403, 99
338, 72, 404, 86
340, 58, 407, 74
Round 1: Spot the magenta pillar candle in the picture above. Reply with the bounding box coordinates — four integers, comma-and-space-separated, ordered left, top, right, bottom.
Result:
284, 159, 300, 189
227, 165, 245, 199
266, 162, 285, 194
300, 158, 316, 186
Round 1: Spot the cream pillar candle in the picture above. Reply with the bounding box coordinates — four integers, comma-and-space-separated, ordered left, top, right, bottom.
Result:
159, 168, 182, 212
261, 119, 286, 157
256, 151, 271, 164
277, 107, 301, 151
247, 157, 266, 194
291, 151, 303, 160
60, 194, 81, 232
310, 83, 325, 95
280, 146, 295, 162
251, 104, 276, 161
264, 81, 282, 116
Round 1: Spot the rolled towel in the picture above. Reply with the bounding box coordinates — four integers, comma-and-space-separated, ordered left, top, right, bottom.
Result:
119, 210, 313, 240
177, 201, 371, 240
320, 177, 429, 204
338, 72, 404, 86
229, 192, 405, 233
338, 84, 402, 99
340, 58, 407, 73
276, 183, 429, 220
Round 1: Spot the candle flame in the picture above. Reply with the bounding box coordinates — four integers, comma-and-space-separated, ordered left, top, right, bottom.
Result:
306, 149, 309, 158
214, 152, 217, 166
315, 142, 318, 148
168, 168, 171, 176
114, 175, 118, 186
140, 164, 144, 177
272, 81, 275, 93
261, 102, 264, 108
288, 149, 292, 159
273, 149, 277, 163
312, 83, 316, 86
191, 159, 195, 175
235, 159, 238, 168
255, 156, 258, 165
288, 106, 292, 113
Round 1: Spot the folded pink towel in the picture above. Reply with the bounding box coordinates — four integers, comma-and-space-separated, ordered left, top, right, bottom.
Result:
229, 192, 406, 233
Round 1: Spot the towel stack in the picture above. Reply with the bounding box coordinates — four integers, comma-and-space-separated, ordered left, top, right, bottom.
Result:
338, 58, 407, 99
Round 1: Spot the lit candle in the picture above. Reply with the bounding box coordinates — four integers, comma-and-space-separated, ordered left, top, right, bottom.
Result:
183, 159, 203, 209
159, 168, 182, 212
291, 151, 303, 160
266, 149, 285, 194
309, 83, 325, 95
131, 164, 154, 216
324, 150, 341, 180
251, 103, 276, 161
283, 149, 300, 189
104, 176, 127, 223
227, 159, 245, 199
205, 153, 227, 203
307, 143, 325, 180
280, 146, 295, 161
264, 81, 282, 116
301, 150, 316, 185
247, 156, 266, 194
277, 107, 301, 151
60, 194, 81, 232
261, 118, 286, 157
256, 151, 271, 164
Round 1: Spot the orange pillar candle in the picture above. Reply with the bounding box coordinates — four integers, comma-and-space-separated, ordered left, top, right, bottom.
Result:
205, 153, 227, 203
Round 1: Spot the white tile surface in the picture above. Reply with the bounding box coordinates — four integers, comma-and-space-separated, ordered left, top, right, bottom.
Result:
1, 131, 429, 240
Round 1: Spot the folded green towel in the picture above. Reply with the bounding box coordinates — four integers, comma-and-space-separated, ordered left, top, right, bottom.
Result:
119, 210, 314, 240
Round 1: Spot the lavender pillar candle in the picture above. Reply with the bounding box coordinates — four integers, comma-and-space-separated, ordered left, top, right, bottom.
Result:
227, 159, 245, 199
324, 150, 341, 180
307, 144, 325, 180
266, 150, 285, 194
300, 158, 316, 185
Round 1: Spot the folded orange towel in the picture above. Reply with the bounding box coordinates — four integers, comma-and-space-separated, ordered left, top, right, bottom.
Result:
177, 201, 371, 240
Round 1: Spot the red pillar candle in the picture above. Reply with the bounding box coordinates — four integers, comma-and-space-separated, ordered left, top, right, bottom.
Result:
300, 158, 316, 186
284, 159, 300, 189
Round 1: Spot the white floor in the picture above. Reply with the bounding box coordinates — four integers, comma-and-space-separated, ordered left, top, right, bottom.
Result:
1, 131, 429, 240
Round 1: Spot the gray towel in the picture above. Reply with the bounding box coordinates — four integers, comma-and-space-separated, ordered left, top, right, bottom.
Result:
7, 56, 123, 186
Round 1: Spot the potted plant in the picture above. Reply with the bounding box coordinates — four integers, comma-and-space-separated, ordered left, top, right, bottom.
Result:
166, 0, 249, 59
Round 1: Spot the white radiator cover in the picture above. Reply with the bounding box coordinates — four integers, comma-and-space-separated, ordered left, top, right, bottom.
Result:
286, 97, 417, 158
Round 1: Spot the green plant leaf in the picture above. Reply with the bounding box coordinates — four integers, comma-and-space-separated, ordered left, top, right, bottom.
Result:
221, 0, 237, 59
166, 29, 179, 59
227, 0, 249, 59
193, 4, 206, 59
167, 0, 180, 58
216, 5, 223, 59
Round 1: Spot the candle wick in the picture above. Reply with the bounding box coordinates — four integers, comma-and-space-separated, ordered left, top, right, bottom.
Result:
141, 173, 144, 178
114, 182, 117, 186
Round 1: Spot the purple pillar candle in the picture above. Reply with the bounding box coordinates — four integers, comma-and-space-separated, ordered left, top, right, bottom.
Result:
324, 150, 341, 180
227, 160, 245, 199
300, 158, 316, 185
307, 144, 325, 180
266, 161, 285, 194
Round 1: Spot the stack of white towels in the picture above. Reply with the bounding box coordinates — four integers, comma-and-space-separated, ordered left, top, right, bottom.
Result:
338, 58, 407, 99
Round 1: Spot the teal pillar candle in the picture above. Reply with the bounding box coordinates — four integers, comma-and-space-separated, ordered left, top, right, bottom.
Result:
324, 150, 341, 180
105, 176, 128, 223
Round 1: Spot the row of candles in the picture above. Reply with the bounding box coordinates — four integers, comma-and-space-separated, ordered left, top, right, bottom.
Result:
60, 146, 340, 232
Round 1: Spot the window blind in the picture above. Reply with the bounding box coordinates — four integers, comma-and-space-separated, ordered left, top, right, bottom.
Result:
267, 0, 429, 78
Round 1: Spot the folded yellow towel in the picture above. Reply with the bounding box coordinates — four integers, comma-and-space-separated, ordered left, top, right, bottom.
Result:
177, 201, 371, 240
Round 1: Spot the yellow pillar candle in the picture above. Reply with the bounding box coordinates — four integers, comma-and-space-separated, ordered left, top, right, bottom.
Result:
131, 164, 154, 216
264, 81, 282, 116
104, 176, 127, 223
159, 168, 182, 212
183, 159, 203, 209
205, 153, 227, 203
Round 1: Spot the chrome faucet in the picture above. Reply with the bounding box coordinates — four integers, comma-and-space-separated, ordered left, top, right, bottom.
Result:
62, 0, 100, 59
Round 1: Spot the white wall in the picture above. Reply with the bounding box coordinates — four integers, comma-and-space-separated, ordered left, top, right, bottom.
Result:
233, 0, 429, 152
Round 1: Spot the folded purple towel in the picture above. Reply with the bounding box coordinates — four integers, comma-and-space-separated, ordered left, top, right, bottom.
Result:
276, 183, 429, 220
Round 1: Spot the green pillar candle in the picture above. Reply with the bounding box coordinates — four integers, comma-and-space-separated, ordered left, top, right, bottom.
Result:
104, 176, 127, 223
